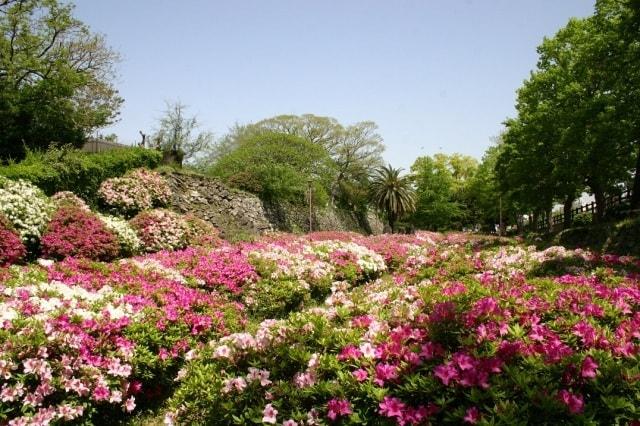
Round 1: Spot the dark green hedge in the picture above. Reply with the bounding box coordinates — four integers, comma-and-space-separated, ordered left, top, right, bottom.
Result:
0, 147, 162, 203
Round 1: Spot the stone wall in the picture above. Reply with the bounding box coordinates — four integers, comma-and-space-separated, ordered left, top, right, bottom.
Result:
163, 171, 384, 236
164, 171, 272, 237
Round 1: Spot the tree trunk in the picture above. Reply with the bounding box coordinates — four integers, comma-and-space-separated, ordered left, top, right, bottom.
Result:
563, 194, 575, 229
531, 211, 539, 232
593, 185, 606, 223
632, 141, 640, 209
546, 207, 553, 232
388, 213, 396, 234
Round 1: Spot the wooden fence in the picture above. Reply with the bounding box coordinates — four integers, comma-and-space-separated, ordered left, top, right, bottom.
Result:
81, 139, 128, 153
536, 189, 633, 231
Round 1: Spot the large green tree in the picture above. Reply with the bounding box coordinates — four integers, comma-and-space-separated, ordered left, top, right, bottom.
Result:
0, 0, 122, 161
410, 153, 478, 231
205, 114, 385, 210
496, 4, 638, 227
207, 132, 333, 204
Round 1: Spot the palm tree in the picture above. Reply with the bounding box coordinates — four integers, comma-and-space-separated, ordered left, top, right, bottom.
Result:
369, 164, 416, 233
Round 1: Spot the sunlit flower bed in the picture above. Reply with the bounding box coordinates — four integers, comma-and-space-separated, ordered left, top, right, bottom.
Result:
1, 230, 639, 425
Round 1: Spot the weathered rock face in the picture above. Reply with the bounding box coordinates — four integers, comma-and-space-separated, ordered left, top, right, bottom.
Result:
163, 172, 272, 236
163, 171, 383, 236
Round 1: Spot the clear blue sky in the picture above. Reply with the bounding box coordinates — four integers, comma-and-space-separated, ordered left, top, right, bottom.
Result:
74, 0, 594, 170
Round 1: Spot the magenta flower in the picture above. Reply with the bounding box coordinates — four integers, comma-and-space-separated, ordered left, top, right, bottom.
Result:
379, 396, 406, 418
327, 398, 352, 420
433, 362, 458, 386
463, 407, 480, 424
558, 389, 585, 414
580, 356, 599, 379
352, 368, 368, 382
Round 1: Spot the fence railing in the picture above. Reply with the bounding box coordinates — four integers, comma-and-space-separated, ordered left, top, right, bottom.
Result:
81, 139, 128, 153
536, 189, 633, 231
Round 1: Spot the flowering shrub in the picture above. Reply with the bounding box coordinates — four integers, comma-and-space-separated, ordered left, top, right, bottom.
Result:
41, 207, 120, 261
98, 169, 171, 216
126, 168, 172, 205
184, 214, 222, 248
129, 209, 189, 252
98, 213, 142, 256
307, 240, 386, 281
164, 235, 640, 425
3, 229, 640, 424
150, 246, 258, 293
51, 191, 90, 211
0, 176, 52, 243
0, 214, 26, 266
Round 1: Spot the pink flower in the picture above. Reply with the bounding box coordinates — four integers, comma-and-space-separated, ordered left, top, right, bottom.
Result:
558, 389, 584, 414
580, 356, 598, 379
262, 403, 278, 424
374, 363, 398, 385
327, 398, 352, 421
283, 420, 298, 426
352, 368, 368, 382
338, 345, 362, 361
92, 385, 110, 401
379, 396, 405, 418
463, 407, 480, 424
433, 363, 458, 386
124, 396, 136, 412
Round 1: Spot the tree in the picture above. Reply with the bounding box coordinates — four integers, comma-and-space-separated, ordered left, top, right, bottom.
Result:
207, 132, 333, 204
205, 114, 385, 209
151, 101, 214, 163
410, 153, 478, 231
0, 0, 122, 161
369, 164, 416, 233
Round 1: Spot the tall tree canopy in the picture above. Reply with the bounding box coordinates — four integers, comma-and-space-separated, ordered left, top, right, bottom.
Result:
203, 114, 384, 210
0, 0, 122, 161
410, 153, 478, 231
496, 0, 640, 227
207, 132, 333, 204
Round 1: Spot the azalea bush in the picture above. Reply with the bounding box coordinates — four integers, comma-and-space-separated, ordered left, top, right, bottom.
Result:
0, 176, 52, 244
129, 209, 189, 252
41, 207, 120, 261
98, 213, 142, 256
98, 169, 171, 216
2, 228, 640, 425
184, 214, 222, 248
165, 237, 640, 425
0, 214, 26, 266
51, 191, 90, 211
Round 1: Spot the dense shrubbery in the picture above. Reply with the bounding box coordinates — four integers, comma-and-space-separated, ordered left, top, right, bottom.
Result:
0, 176, 53, 244
0, 215, 26, 266
41, 207, 120, 261
1, 231, 640, 424
129, 209, 189, 252
97, 213, 142, 256
207, 132, 332, 204
0, 147, 161, 203
99, 168, 172, 216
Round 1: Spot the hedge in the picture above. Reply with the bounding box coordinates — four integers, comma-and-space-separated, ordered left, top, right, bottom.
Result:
0, 147, 162, 204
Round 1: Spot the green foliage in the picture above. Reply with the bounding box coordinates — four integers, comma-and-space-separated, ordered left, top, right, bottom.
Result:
201, 114, 384, 212
369, 164, 416, 232
409, 154, 478, 231
0, 0, 122, 161
243, 279, 311, 319
0, 146, 161, 203
496, 0, 640, 221
207, 132, 333, 204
